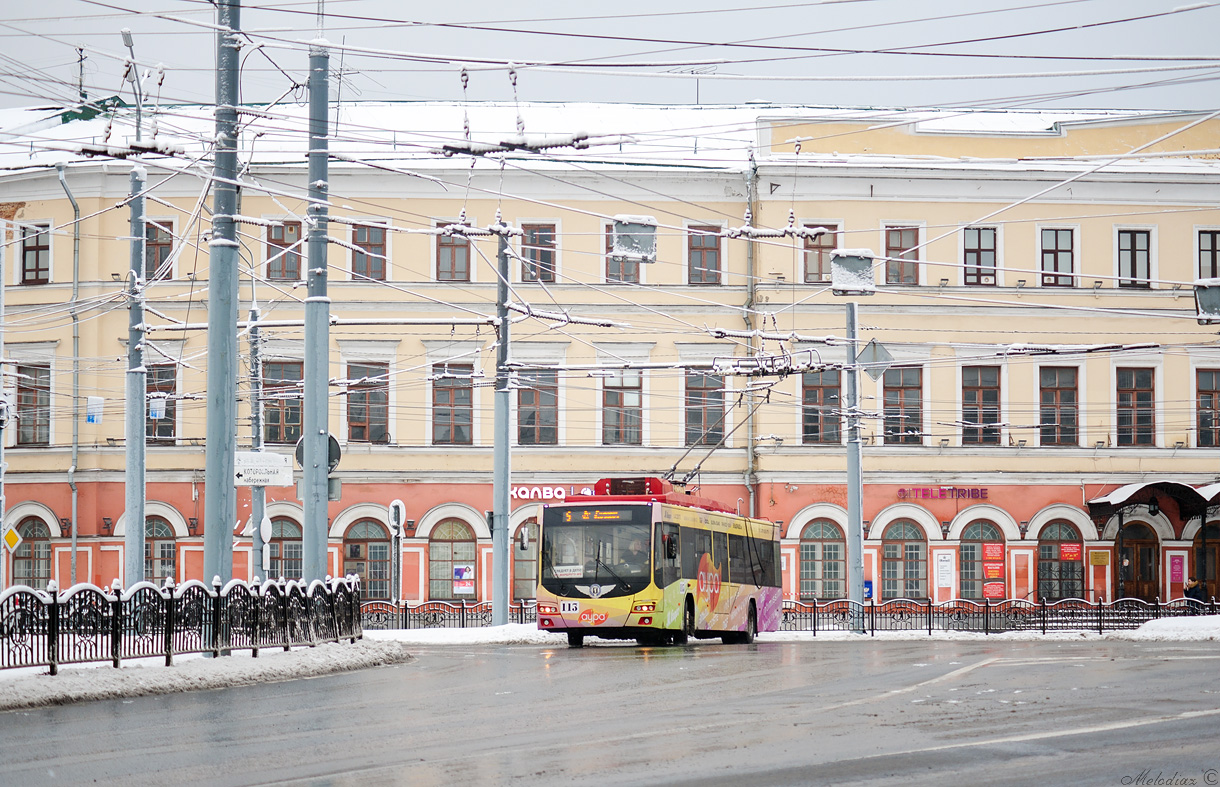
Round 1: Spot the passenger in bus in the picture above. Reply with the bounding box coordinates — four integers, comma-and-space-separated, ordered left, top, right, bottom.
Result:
619, 538, 648, 572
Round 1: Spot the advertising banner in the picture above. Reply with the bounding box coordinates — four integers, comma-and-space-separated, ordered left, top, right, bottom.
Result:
983, 581, 1006, 599
982, 542, 1005, 562
983, 562, 1005, 579
453, 565, 475, 595
1060, 543, 1083, 561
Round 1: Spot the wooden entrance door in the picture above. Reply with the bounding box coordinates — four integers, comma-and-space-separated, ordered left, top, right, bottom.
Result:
1193, 524, 1219, 601
1118, 522, 1158, 601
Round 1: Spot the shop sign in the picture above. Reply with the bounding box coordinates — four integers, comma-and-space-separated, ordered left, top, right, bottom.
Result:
982, 542, 1005, 561
896, 487, 989, 500
935, 552, 953, 588
1090, 551, 1110, 566
983, 581, 1006, 599
1060, 543, 1083, 561
453, 565, 475, 595
984, 562, 1005, 579
511, 485, 597, 501
1170, 554, 1185, 583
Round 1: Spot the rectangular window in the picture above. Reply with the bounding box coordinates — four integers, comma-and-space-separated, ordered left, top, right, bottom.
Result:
802, 369, 841, 444
688, 226, 721, 285
21, 224, 50, 285
1201, 231, 1220, 280
1118, 230, 1150, 288
1198, 370, 1220, 447
145, 222, 173, 281
352, 223, 387, 281
1039, 367, 1078, 446
885, 226, 919, 285
518, 370, 558, 446
146, 364, 177, 441
267, 221, 302, 281
803, 225, 838, 283
521, 223, 556, 283
603, 369, 642, 445
263, 361, 303, 444
962, 366, 1001, 445
347, 362, 389, 443
433, 364, 473, 445
1041, 228, 1074, 287
963, 227, 997, 286
1117, 367, 1155, 446
883, 367, 922, 444
685, 372, 724, 447
437, 231, 470, 282
16, 364, 50, 446
605, 227, 639, 284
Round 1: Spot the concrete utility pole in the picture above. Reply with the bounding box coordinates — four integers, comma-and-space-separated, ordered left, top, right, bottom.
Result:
302, 39, 330, 582
203, 0, 241, 587
249, 303, 268, 578
124, 166, 146, 586
492, 233, 510, 625
845, 302, 865, 629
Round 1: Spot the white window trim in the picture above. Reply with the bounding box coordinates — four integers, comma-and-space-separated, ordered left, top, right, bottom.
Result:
423, 339, 487, 446
793, 343, 848, 446
15, 221, 53, 285
347, 217, 392, 282
432, 216, 478, 284
798, 219, 842, 284
1112, 224, 1157, 289
143, 216, 177, 281
1194, 225, 1220, 280
595, 342, 654, 446
1035, 223, 1081, 288
510, 341, 568, 447
6, 341, 58, 449
337, 339, 400, 447
516, 219, 561, 285
1186, 347, 1220, 448
954, 361, 1007, 448
1108, 353, 1163, 449
683, 221, 728, 286
262, 216, 305, 282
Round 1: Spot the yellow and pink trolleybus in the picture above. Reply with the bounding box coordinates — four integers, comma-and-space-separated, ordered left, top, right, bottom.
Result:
535, 477, 782, 648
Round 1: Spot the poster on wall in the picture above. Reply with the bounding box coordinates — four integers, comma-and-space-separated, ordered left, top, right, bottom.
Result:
983, 562, 1005, 579
983, 542, 1005, 562
1170, 555, 1185, 583
983, 581, 1006, 599
1060, 543, 1083, 561
453, 565, 475, 595
936, 552, 954, 588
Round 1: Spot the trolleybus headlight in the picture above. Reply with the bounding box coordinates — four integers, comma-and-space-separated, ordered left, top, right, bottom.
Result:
538, 604, 558, 614
631, 602, 656, 613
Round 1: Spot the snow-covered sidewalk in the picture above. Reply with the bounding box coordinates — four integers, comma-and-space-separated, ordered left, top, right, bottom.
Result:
1, 616, 1217, 712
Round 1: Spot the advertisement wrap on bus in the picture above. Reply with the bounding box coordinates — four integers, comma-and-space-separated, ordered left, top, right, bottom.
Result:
534, 477, 782, 648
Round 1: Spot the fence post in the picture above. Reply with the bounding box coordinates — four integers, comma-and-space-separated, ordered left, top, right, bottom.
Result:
1040, 596, 1047, 636
111, 580, 122, 669
811, 601, 817, 636
927, 598, 932, 636
984, 598, 990, 636
281, 582, 291, 651
251, 581, 261, 659
869, 598, 875, 637
163, 580, 176, 667
211, 576, 223, 658
1098, 598, 1104, 635
1154, 596, 1161, 620
460, 599, 467, 628
47, 581, 60, 676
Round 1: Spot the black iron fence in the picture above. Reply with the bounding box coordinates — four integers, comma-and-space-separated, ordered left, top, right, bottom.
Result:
780, 596, 1218, 636
0, 576, 362, 674
361, 596, 1215, 635
361, 599, 536, 630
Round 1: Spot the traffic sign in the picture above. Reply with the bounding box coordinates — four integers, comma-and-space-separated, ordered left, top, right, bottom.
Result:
3, 526, 22, 553
295, 433, 341, 473
234, 451, 293, 487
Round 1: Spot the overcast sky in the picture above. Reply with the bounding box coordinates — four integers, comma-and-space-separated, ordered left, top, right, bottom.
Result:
1, 0, 1218, 113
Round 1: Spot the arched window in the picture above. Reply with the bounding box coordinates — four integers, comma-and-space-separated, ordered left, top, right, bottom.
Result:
429, 519, 476, 600
145, 517, 176, 585
960, 520, 1004, 599
513, 520, 538, 600
269, 518, 303, 580
799, 520, 845, 600
344, 520, 390, 600
881, 520, 926, 599
1038, 521, 1084, 600
12, 517, 51, 589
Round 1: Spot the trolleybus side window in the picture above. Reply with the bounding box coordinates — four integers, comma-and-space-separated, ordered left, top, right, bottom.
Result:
681, 527, 711, 579
655, 522, 680, 587
712, 531, 729, 582
755, 539, 780, 587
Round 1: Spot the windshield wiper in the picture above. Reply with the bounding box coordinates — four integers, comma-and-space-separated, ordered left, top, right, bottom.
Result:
593, 542, 626, 586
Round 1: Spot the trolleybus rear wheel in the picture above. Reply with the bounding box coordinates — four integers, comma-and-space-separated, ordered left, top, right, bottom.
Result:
742, 603, 757, 645
567, 631, 585, 648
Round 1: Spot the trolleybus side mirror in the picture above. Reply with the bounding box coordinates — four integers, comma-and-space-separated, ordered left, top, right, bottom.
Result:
664, 535, 678, 560
517, 526, 529, 552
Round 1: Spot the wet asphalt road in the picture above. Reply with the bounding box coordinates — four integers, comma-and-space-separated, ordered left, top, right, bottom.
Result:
2, 637, 1219, 786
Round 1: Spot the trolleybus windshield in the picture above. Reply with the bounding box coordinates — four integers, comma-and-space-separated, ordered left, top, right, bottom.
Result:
540, 505, 653, 596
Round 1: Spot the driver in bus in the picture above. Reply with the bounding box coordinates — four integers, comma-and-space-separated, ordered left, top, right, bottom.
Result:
619, 538, 647, 572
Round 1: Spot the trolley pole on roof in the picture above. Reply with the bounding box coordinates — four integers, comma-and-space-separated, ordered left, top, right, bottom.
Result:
492, 232, 511, 626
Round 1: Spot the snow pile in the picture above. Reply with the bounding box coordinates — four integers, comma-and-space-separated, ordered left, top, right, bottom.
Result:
0, 638, 411, 712
1105, 615, 1220, 642
364, 624, 566, 646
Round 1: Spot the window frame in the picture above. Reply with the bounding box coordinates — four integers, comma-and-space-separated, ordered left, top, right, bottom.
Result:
436, 225, 471, 282
268, 518, 303, 581
881, 521, 927, 600
144, 219, 175, 281
882, 367, 923, 445
684, 372, 724, 447
146, 363, 177, 442
263, 360, 303, 445
20, 223, 51, 285
347, 362, 390, 444
802, 369, 841, 444
602, 369, 643, 445
144, 517, 177, 586
883, 225, 920, 286
432, 363, 474, 446
959, 520, 1004, 600
1116, 367, 1155, 447
428, 519, 476, 601
1197, 368, 1220, 448
1040, 226, 1076, 287
517, 369, 559, 446
1037, 521, 1084, 601
1039, 366, 1079, 447
799, 519, 846, 600
687, 225, 722, 286
12, 518, 51, 589
605, 225, 640, 284
962, 226, 998, 286
1116, 227, 1152, 289
803, 224, 839, 283
267, 220, 303, 281
351, 221, 388, 281
520, 222, 557, 283
1199, 229, 1220, 280
345, 520, 391, 601
16, 363, 51, 446
962, 365, 1001, 445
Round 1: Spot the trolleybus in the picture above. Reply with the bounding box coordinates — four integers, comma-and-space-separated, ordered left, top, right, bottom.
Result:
535, 477, 781, 648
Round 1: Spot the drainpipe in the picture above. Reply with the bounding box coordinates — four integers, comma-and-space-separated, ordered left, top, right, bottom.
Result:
56, 163, 81, 585
744, 156, 758, 519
